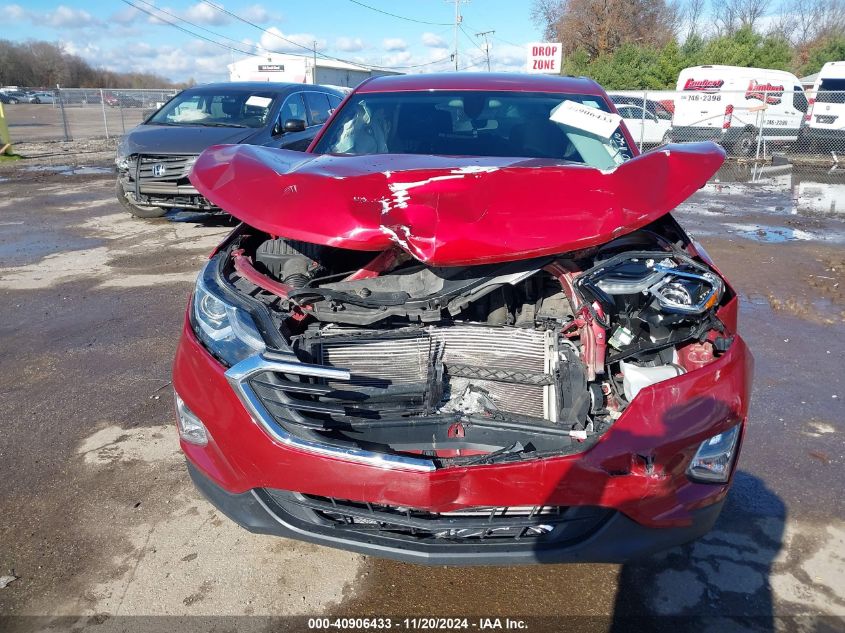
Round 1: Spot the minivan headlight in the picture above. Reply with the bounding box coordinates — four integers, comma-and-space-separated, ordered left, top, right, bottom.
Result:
687, 425, 741, 483
191, 261, 266, 366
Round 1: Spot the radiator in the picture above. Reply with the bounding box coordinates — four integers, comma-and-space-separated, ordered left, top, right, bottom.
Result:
316, 324, 557, 420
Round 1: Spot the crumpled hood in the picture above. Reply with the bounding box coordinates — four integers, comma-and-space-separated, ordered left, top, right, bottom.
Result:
189, 143, 725, 266
122, 124, 256, 155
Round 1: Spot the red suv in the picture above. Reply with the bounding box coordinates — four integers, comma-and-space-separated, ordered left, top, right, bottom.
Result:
173, 73, 752, 564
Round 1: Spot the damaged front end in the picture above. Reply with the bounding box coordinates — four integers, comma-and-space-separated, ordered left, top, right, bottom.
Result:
186, 143, 738, 471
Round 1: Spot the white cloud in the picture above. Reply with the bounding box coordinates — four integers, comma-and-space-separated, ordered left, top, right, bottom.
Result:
242, 4, 274, 23
61, 40, 101, 60
184, 2, 230, 25
421, 32, 446, 48
110, 6, 139, 25
46, 5, 97, 28
335, 36, 366, 52
3, 4, 26, 20
380, 50, 413, 67
382, 37, 407, 52
259, 26, 325, 54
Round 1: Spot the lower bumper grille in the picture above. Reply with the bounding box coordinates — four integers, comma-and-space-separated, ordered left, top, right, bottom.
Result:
265, 490, 612, 544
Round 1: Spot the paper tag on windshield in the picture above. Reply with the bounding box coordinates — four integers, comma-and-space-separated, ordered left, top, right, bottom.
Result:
246, 95, 272, 108
549, 100, 622, 139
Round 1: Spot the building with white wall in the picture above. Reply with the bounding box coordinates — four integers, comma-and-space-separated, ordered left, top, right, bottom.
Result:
228, 54, 400, 88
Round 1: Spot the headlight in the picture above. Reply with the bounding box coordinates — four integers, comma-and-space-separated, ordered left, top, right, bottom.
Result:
191, 260, 266, 366
115, 153, 129, 171
687, 424, 741, 483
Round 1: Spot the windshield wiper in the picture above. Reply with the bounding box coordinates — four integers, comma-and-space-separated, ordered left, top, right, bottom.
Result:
196, 122, 248, 128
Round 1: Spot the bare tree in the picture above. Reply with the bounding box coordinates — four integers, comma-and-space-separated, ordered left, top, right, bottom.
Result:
532, 0, 678, 57
530, 0, 566, 40
771, 0, 845, 44
711, 0, 769, 35
682, 0, 707, 38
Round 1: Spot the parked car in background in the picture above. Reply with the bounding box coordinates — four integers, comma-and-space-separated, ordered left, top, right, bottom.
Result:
28, 92, 55, 104
1, 90, 28, 104
609, 94, 673, 146
173, 72, 751, 565
804, 61, 845, 150
0, 93, 12, 104
115, 82, 344, 217
105, 92, 143, 108
670, 65, 808, 156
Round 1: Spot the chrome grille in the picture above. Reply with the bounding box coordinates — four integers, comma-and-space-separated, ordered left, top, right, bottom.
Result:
133, 154, 197, 182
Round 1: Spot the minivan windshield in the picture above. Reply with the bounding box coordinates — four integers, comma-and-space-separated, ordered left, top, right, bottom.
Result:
817, 78, 845, 104
148, 90, 277, 128
313, 90, 633, 169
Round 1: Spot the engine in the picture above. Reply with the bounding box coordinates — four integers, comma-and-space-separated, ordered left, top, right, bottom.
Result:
224, 221, 732, 465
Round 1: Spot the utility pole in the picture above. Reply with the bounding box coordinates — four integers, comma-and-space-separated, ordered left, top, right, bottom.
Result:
312, 40, 318, 84
447, 0, 469, 71
476, 30, 494, 72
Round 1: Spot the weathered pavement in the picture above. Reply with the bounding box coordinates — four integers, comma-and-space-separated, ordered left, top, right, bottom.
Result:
0, 155, 843, 632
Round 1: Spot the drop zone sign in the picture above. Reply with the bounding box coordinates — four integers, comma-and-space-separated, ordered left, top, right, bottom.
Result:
527, 43, 562, 74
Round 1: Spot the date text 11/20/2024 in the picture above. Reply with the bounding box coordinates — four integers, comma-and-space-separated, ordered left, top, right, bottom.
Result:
308, 617, 529, 630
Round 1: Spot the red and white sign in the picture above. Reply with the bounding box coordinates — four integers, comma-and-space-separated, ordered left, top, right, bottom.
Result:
683, 78, 724, 92
526, 43, 562, 74
745, 80, 784, 104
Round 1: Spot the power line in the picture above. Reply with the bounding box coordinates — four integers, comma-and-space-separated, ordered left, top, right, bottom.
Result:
198, 0, 452, 71
126, 0, 449, 72
128, 0, 260, 55
475, 30, 495, 72
119, 0, 258, 59
447, 0, 471, 71
346, 0, 451, 26
459, 24, 486, 54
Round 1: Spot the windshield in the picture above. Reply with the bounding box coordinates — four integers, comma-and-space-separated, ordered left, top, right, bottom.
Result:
817, 78, 845, 104
313, 90, 633, 169
148, 90, 277, 128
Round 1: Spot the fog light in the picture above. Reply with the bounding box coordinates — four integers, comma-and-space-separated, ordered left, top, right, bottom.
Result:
687, 425, 741, 483
174, 393, 209, 446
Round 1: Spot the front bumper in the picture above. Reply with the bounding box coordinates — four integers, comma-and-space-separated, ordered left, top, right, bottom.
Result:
188, 460, 726, 565
173, 294, 752, 562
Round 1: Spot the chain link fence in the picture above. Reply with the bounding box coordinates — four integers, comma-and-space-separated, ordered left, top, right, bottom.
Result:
2, 86, 843, 165
609, 89, 844, 165
2, 88, 178, 143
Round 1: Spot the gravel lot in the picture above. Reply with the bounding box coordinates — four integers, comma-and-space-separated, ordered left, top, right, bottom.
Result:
0, 152, 843, 632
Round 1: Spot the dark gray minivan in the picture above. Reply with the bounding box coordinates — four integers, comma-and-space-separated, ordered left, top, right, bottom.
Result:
115, 82, 345, 218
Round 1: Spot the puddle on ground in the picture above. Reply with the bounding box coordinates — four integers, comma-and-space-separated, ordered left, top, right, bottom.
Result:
677, 163, 845, 245
22, 165, 113, 176
723, 223, 817, 243
707, 163, 845, 219
0, 232, 100, 267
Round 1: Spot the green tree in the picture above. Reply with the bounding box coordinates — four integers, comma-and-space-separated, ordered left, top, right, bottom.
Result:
799, 35, 845, 77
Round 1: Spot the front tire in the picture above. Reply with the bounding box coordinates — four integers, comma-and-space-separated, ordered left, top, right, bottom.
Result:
116, 179, 167, 218
732, 129, 757, 157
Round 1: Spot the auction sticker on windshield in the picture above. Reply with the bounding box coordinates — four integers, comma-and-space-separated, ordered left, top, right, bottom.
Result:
246, 95, 273, 108
550, 100, 622, 139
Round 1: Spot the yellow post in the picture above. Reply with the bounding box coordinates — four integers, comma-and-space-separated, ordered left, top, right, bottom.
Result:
0, 101, 14, 156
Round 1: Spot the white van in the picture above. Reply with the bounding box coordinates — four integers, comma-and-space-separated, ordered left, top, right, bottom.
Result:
805, 61, 845, 148
670, 65, 808, 156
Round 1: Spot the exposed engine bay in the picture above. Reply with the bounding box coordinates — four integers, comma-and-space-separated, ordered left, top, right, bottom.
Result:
213, 216, 733, 467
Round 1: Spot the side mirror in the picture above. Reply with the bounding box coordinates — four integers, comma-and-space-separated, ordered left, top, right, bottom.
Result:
283, 119, 307, 133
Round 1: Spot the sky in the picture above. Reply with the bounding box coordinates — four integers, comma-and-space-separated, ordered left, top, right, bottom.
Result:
0, 1, 545, 83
